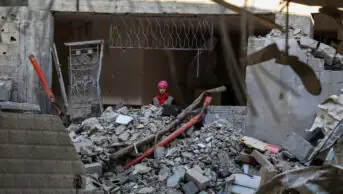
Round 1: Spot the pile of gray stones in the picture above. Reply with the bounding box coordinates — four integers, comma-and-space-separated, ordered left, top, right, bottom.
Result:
67, 105, 244, 194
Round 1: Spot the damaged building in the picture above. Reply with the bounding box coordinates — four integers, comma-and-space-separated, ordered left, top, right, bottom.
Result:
1, 0, 343, 193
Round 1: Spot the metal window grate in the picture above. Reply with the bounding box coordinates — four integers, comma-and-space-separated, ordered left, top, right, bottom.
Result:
109, 15, 215, 50
65, 40, 104, 120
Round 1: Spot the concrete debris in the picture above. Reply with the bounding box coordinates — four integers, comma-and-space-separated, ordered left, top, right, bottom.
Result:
158, 166, 171, 182
137, 187, 155, 194
68, 105, 248, 193
251, 150, 276, 171
134, 164, 152, 174
115, 114, 133, 125
281, 132, 314, 162
182, 181, 199, 194
0, 101, 41, 112
185, 168, 210, 189
69, 104, 306, 193
167, 173, 182, 188
240, 136, 267, 152
0, 80, 12, 101
85, 162, 103, 175
308, 91, 343, 134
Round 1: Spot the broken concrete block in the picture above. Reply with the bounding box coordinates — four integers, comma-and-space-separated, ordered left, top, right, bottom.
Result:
84, 162, 103, 175
308, 56, 324, 71
198, 191, 208, 194
315, 43, 343, 65
182, 181, 199, 194
115, 114, 133, 125
218, 152, 232, 177
134, 164, 151, 174
185, 168, 210, 189
82, 117, 100, 131
100, 106, 118, 122
231, 185, 256, 194
154, 146, 165, 159
167, 174, 181, 188
118, 131, 130, 142
158, 166, 170, 182
173, 166, 186, 179
251, 150, 276, 171
116, 106, 129, 115
240, 136, 267, 152
282, 132, 314, 162
115, 125, 126, 135
0, 101, 40, 112
299, 36, 318, 50
137, 187, 155, 194
232, 174, 261, 189
259, 166, 278, 186
0, 80, 12, 101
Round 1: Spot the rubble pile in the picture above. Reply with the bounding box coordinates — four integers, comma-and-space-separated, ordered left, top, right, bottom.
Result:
265, 28, 343, 69
68, 105, 175, 165
67, 104, 308, 194
68, 105, 250, 193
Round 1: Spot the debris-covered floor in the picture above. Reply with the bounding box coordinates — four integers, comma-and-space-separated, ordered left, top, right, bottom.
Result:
68, 104, 305, 194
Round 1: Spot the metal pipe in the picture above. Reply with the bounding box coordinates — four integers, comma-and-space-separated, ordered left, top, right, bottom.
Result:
123, 97, 212, 169
51, 43, 70, 117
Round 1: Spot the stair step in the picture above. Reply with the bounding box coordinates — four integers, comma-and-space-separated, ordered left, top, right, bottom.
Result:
0, 112, 65, 131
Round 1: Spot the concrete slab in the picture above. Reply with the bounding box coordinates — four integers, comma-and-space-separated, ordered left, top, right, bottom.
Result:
0, 101, 40, 112
0, 80, 12, 101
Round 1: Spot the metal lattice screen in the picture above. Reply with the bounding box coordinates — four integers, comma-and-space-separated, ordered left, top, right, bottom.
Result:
65, 40, 104, 120
109, 15, 215, 50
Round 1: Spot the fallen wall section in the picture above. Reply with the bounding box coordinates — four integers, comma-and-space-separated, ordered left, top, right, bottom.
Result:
246, 27, 343, 145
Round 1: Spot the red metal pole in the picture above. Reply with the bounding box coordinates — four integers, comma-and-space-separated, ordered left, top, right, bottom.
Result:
124, 96, 212, 169
28, 55, 55, 102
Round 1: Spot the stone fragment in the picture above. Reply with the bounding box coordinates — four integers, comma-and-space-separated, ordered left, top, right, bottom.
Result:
154, 146, 165, 159
149, 123, 158, 133
308, 56, 324, 71
136, 124, 145, 129
299, 36, 318, 50
173, 166, 186, 179
218, 152, 232, 177
259, 166, 278, 186
0, 80, 12, 101
119, 131, 130, 142
137, 187, 155, 194
198, 191, 208, 194
282, 132, 314, 162
117, 106, 129, 115
186, 168, 210, 189
182, 181, 199, 194
167, 174, 181, 188
185, 126, 194, 136
115, 114, 133, 125
198, 143, 206, 149
181, 152, 193, 159
101, 106, 118, 122
84, 162, 103, 175
115, 125, 126, 135
251, 150, 276, 171
134, 164, 151, 174
82, 117, 100, 131
68, 124, 80, 132
231, 174, 261, 189
315, 43, 343, 65
158, 166, 170, 182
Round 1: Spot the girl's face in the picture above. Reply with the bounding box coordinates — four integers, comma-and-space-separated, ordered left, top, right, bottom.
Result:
159, 87, 166, 95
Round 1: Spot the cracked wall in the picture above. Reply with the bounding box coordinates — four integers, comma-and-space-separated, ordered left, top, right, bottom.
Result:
245, 21, 343, 145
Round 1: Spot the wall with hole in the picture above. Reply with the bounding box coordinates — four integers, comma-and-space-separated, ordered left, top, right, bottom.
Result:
0, 12, 20, 101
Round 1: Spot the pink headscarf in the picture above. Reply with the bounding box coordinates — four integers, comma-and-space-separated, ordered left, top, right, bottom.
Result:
157, 80, 168, 89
